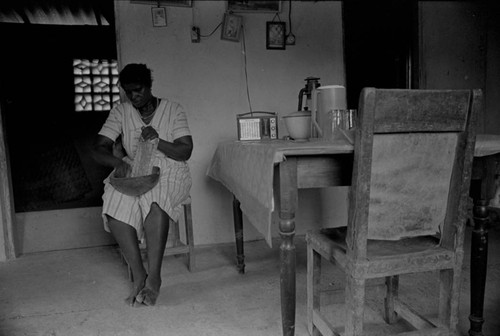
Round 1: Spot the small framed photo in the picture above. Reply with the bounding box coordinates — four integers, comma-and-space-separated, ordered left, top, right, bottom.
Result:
266, 22, 286, 50
151, 7, 167, 27
228, 0, 281, 13
221, 13, 243, 42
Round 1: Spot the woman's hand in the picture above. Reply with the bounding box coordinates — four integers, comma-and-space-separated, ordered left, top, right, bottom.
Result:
141, 126, 159, 141
114, 160, 131, 178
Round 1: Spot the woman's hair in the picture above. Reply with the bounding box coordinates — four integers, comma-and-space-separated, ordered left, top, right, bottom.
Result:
119, 63, 153, 88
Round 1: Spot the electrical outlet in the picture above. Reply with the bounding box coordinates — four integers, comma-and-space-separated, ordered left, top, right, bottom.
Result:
286, 34, 296, 46
191, 26, 200, 43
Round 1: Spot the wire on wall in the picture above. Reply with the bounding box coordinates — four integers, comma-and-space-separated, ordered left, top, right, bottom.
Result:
190, 1, 222, 41
200, 21, 223, 38
189, 8, 251, 111
286, 0, 296, 45
240, 25, 253, 113
191, 1, 195, 26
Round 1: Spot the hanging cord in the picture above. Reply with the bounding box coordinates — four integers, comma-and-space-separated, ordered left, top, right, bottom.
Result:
191, 1, 195, 25
286, 0, 295, 43
200, 21, 223, 38
271, 12, 282, 22
287, 1, 292, 29
241, 26, 253, 113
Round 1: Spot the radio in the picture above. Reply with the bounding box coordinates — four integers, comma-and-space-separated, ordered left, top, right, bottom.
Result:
236, 111, 278, 141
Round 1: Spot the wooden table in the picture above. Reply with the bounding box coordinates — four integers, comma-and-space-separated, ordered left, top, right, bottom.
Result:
207, 135, 500, 336
207, 139, 353, 336
469, 135, 500, 336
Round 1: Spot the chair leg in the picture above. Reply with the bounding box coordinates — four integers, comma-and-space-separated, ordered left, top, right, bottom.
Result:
307, 245, 322, 336
184, 202, 195, 272
439, 268, 461, 331
384, 275, 399, 324
171, 217, 181, 248
345, 274, 365, 336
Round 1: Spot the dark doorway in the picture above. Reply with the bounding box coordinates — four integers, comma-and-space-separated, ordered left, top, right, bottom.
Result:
342, 0, 419, 108
0, 16, 116, 212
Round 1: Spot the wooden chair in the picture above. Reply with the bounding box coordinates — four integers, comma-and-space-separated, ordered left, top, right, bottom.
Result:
306, 88, 482, 336
121, 197, 195, 281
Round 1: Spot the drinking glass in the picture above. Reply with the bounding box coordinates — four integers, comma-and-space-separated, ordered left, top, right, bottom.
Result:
330, 109, 356, 143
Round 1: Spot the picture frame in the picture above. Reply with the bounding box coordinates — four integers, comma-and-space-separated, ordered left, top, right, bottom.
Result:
227, 0, 281, 13
266, 22, 286, 50
151, 7, 167, 27
131, 0, 192, 7
221, 13, 243, 42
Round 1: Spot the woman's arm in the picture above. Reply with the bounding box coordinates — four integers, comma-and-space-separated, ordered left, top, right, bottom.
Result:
92, 134, 131, 177
140, 126, 193, 161
157, 135, 193, 161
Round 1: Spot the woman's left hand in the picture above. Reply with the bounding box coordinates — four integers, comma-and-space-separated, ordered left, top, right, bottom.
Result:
141, 126, 159, 141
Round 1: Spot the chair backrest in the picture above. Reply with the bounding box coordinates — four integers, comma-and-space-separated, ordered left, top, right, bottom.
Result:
347, 88, 481, 257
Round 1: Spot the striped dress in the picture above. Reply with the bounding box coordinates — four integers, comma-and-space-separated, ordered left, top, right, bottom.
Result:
98, 98, 192, 240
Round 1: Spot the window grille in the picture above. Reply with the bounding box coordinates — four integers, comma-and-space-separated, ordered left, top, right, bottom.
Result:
73, 59, 120, 112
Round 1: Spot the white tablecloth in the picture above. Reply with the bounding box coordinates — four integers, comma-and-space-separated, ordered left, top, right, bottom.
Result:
474, 134, 500, 157
207, 134, 500, 246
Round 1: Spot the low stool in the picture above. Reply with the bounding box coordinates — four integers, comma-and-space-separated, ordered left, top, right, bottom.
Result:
120, 197, 195, 281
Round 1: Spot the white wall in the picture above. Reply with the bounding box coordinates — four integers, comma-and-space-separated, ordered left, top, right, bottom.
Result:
114, 0, 347, 246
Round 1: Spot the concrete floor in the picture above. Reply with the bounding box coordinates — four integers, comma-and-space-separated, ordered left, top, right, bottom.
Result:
0, 225, 499, 336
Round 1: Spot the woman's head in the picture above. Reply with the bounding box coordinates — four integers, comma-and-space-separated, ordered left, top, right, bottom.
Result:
119, 63, 153, 88
119, 64, 154, 109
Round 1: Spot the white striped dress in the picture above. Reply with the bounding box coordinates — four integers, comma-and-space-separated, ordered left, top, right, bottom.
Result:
98, 98, 192, 240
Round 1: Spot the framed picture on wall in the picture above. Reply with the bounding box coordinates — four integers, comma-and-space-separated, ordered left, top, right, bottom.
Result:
221, 13, 243, 42
132, 0, 192, 7
151, 7, 167, 27
266, 22, 286, 50
227, 0, 281, 13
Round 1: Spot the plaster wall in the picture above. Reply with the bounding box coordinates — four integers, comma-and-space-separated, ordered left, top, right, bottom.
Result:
114, 0, 347, 246
9, 1, 500, 256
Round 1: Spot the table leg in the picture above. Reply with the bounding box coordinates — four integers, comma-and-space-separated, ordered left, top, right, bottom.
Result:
469, 199, 489, 336
232, 196, 245, 274
278, 158, 298, 336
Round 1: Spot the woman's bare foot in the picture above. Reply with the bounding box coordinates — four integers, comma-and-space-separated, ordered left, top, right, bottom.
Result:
125, 273, 147, 306
136, 276, 161, 306
136, 286, 159, 306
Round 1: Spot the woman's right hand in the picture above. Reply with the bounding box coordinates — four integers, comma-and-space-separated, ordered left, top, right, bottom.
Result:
114, 160, 131, 178
93, 135, 131, 176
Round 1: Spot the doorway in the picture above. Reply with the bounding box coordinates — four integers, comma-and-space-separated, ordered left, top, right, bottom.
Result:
0, 1, 117, 255
342, 0, 419, 108
0, 24, 115, 212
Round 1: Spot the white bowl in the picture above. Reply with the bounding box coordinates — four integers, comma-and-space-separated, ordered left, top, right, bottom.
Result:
283, 111, 311, 140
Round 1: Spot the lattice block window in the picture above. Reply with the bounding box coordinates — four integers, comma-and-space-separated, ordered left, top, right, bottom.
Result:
73, 59, 120, 112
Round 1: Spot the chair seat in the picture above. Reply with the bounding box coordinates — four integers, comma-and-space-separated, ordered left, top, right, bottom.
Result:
306, 228, 454, 279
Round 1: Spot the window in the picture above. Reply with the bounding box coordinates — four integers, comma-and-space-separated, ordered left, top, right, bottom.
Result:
73, 58, 120, 112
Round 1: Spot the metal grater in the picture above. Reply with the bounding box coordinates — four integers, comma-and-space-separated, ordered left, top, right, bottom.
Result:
131, 137, 159, 177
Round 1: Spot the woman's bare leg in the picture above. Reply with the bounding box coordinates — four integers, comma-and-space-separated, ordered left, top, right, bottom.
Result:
107, 216, 147, 306
136, 202, 170, 306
